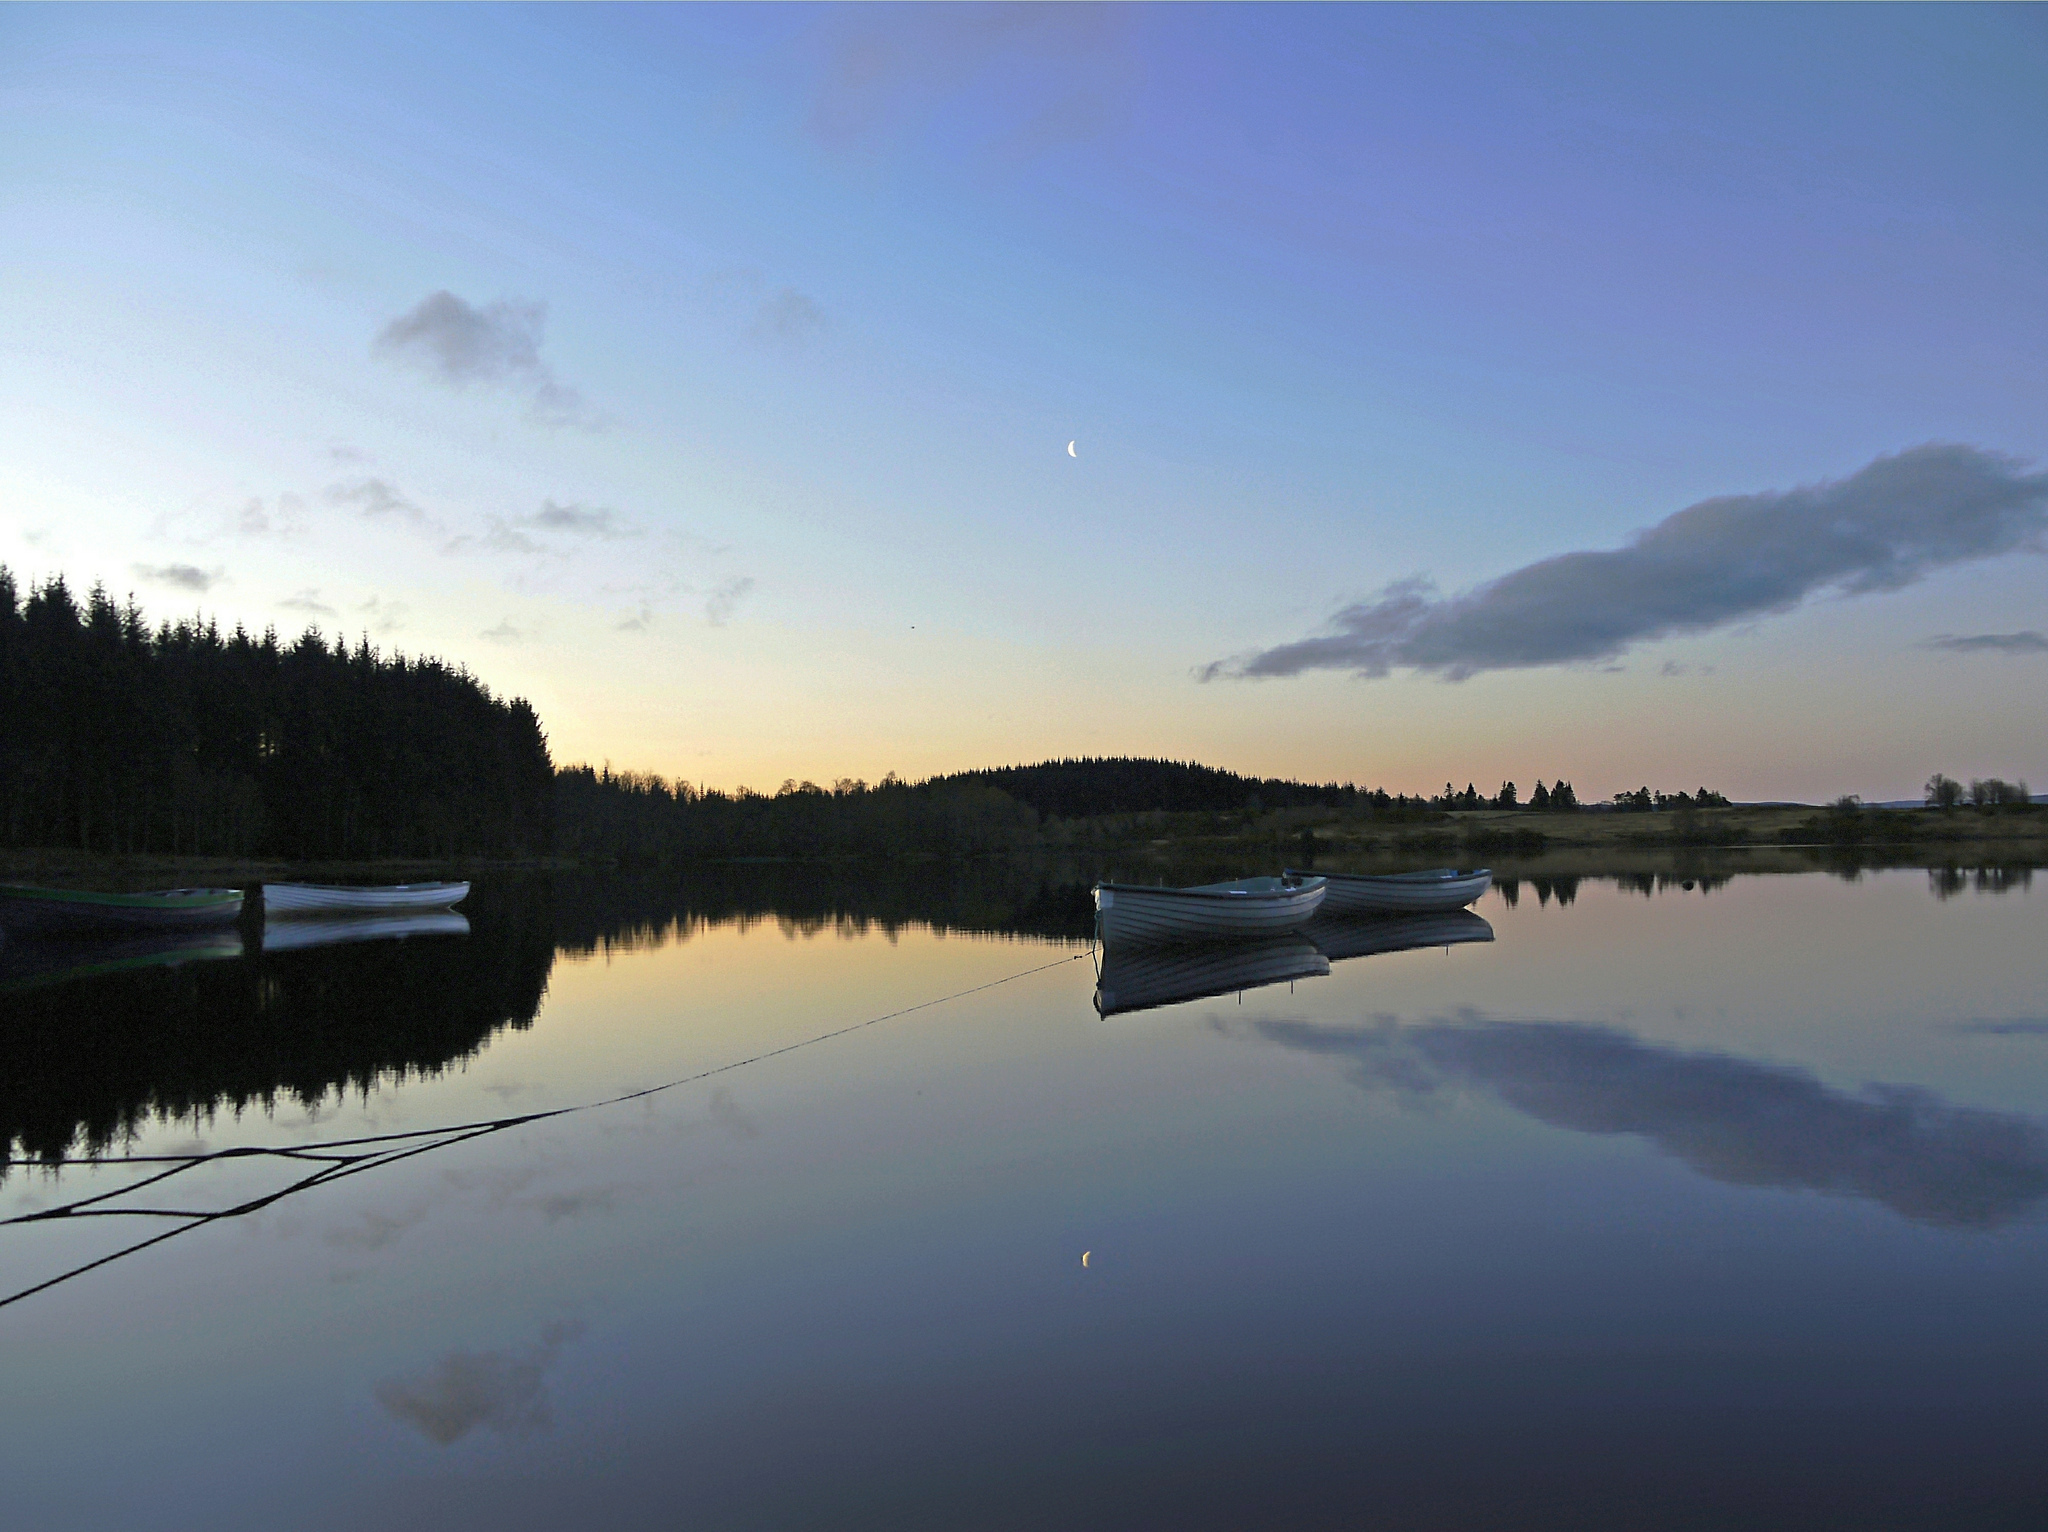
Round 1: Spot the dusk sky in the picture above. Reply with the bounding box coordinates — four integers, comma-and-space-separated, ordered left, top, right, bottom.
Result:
4, 4, 2044, 801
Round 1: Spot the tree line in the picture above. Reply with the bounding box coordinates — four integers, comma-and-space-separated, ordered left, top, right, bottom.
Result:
0, 571, 553, 858
1924, 773, 2033, 810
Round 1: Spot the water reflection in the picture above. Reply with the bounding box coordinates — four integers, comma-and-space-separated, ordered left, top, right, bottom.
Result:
1095, 912, 1496, 1016
0, 928, 245, 990
1928, 864, 2034, 899
374, 1320, 585, 1446
0, 883, 549, 1171
1096, 936, 1329, 1017
260, 910, 471, 952
1304, 909, 1493, 963
1257, 1012, 2048, 1228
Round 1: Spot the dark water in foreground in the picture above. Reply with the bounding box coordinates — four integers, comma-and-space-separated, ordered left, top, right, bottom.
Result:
3, 864, 2046, 1529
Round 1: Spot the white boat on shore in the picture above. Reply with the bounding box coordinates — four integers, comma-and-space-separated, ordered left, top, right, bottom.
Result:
1093, 875, 1326, 948
262, 881, 470, 916
1285, 867, 1491, 916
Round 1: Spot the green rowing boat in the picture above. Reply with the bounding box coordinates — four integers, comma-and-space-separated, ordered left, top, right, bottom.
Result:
0, 883, 245, 934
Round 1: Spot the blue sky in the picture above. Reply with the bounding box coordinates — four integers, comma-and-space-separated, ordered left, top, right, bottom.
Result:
3, 4, 2043, 799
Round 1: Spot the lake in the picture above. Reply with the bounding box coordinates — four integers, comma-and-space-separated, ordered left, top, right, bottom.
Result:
4, 861, 2046, 1529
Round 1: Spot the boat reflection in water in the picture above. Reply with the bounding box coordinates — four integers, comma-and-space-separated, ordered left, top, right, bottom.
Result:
260, 910, 470, 953
2, 887, 545, 1174
1302, 908, 1495, 964
1095, 935, 1331, 1017
0, 928, 247, 992
1093, 910, 1495, 1017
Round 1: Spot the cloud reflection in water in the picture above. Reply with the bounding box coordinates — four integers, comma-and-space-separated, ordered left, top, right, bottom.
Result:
375, 1321, 585, 1446
1259, 1013, 2048, 1229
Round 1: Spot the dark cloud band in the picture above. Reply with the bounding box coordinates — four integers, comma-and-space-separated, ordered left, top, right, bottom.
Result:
1206, 444, 2048, 682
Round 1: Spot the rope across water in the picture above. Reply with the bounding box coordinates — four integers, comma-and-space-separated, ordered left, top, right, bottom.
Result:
0, 946, 1096, 1310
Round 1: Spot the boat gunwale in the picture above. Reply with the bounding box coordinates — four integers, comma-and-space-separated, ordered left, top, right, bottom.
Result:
1093, 877, 1326, 903
1287, 867, 1489, 886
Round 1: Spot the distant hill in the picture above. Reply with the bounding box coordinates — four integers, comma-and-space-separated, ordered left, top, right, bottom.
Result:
934, 757, 1371, 819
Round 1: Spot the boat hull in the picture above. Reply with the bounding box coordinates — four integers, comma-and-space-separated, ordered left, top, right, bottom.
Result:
1288, 868, 1492, 916
0, 884, 245, 934
1094, 878, 1326, 948
262, 881, 470, 915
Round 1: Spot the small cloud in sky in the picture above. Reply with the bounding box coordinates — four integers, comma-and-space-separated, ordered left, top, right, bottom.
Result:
373, 291, 590, 425
806, 6, 1133, 155
705, 576, 755, 626
617, 607, 652, 632
480, 619, 525, 643
1923, 631, 2048, 656
328, 477, 426, 523
133, 563, 222, 593
750, 286, 829, 345
358, 595, 408, 633
1203, 444, 2048, 684
280, 588, 337, 617
328, 443, 371, 465
523, 500, 631, 539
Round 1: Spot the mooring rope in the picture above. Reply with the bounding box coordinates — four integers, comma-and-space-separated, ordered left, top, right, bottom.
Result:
0, 946, 1096, 1310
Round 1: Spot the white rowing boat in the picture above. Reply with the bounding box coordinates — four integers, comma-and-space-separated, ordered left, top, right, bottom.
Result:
1286, 867, 1491, 916
1093, 875, 1326, 948
262, 881, 470, 916
1094, 934, 1329, 1017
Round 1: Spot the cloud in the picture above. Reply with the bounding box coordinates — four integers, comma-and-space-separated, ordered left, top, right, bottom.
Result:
279, 589, 337, 617
1923, 630, 2048, 656
1206, 445, 2048, 683
750, 287, 829, 345
374, 1322, 584, 1446
373, 291, 587, 422
1944, 1018, 2048, 1037
327, 477, 426, 523
358, 595, 408, 633
132, 563, 222, 593
523, 500, 631, 539
806, 6, 1135, 155
1256, 1013, 2048, 1229
705, 576, 754, 626
480, 619, 524, 643
616, 608, 652, 633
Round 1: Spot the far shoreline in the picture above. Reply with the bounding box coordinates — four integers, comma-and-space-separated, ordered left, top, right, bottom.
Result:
2, 802, 2042, 892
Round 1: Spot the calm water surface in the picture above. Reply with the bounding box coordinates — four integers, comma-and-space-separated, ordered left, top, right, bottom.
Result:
4, 866, 2046, 1529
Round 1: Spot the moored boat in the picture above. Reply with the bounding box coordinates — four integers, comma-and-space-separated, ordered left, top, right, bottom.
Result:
1095, 933, 1329, 1017
262, 881, 470, 916
1093, 875, 1326, 948
1285, 867, 1491, 916
0, 884, 245, 934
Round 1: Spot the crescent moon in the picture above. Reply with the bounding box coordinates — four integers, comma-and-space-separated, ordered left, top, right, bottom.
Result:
1081, 1250, 1091, 1268
1067, 441, 1077, 458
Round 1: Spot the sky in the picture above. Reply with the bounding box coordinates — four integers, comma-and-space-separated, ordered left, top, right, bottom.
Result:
2, 3, 2044, 802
